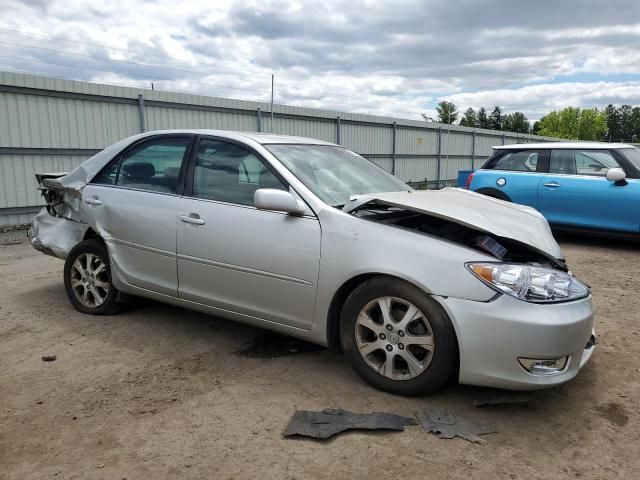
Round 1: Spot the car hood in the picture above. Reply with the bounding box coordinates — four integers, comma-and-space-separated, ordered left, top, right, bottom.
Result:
343, 188, 563, 259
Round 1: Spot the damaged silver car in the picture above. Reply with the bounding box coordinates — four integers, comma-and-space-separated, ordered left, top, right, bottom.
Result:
30, 130, 595, 395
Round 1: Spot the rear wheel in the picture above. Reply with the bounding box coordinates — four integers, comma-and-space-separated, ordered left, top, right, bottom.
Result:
64, 239, 120, 315
339, 277, 457, 395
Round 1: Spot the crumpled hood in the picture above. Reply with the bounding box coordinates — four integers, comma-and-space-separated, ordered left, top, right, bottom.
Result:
343, 188, 563, 259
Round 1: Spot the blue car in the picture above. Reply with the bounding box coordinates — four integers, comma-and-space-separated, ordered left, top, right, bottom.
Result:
468, 142, 640, 235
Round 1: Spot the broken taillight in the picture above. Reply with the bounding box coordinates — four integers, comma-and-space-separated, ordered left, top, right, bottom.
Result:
464, 172, 474, 189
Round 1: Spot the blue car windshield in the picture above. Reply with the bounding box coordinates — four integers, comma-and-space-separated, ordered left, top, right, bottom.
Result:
265, 144, 410, 207
621, 148, 640, 171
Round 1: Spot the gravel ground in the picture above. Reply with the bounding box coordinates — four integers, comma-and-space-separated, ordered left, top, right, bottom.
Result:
1, 229, 638, 479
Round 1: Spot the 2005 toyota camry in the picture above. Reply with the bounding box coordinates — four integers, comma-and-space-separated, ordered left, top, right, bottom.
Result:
29, 130, 595, 395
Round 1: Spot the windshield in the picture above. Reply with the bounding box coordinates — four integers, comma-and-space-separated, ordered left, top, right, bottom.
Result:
620, 147, 640, 171
265, 144, 410, 206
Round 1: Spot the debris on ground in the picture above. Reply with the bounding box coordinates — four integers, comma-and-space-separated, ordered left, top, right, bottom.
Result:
473, 390, 532, 407
415, 407, 497, 444
41, 355, 57, 362
283, 408, 418, 439
235, 331, 324, 358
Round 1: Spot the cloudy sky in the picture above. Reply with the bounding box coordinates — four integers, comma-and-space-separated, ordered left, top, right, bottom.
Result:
1, 0, 639, 121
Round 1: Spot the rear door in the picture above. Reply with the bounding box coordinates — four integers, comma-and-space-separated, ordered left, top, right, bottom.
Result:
472, 149, 548, 208
176, 137, 321, 329
538, 148, 639, 232
85, 135, 194, 295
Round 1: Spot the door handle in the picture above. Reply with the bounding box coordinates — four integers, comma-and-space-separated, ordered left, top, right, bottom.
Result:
180, 214, 206, 225
543, 182, 561, 188
84, 197, 102, 205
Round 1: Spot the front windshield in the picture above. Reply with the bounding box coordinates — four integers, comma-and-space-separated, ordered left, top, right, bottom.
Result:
265, 144, 410, 206
621, 147, 640, 171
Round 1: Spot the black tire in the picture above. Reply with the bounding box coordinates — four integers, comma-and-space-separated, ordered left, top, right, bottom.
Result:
63, 239, 121, 315
339, 277, 457, 396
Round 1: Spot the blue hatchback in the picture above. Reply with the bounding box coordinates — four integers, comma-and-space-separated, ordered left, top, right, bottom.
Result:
468, 142, 640, 235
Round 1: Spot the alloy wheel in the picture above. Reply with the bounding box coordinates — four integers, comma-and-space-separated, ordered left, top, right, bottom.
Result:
355, 296, 435, 380
69, 252, 110, 308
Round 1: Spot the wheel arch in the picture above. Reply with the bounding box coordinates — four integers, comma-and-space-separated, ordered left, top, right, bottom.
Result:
473, 187, 512, 202
326, 273, 460, 364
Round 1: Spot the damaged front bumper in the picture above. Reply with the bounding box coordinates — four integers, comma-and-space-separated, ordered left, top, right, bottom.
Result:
29, 207, 89, 259
436, 293, 595, 390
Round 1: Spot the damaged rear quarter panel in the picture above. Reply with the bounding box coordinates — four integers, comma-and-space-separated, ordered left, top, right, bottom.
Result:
29, 208, 90, 259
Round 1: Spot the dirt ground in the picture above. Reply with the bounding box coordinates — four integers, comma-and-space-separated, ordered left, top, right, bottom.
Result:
1, 229, 638, 480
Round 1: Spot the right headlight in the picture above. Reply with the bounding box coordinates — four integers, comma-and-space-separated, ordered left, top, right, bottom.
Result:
467, 262, 590, 303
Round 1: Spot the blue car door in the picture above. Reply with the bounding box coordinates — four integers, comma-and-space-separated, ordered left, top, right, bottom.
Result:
538, 148, 640, 232
472, 149, 548, 208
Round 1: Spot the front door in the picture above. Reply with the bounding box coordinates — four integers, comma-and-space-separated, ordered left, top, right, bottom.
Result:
538, 148, 639, 232
177, 137, 321, 329
85, 135, 194, 295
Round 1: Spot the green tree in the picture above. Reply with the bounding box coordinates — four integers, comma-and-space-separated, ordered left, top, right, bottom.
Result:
477, 107, 489, 129
604, 104, 621, 141
435, 101, 458, 124
631, 107, 640, 142
489, 106, 503, 130
537, 111, 561, 138
620, 104, 634, 141
532, 120, 541, 135
576, 107, 607, 141
538, 107, 606, 140
459, 107, 477, 127
502, 112, 530, 134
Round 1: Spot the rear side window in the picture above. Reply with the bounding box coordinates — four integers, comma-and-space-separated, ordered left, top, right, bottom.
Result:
549, 150, 620, 176
192, 139, 286, 206
93, 137, 190, 194
491, 150, 539, 172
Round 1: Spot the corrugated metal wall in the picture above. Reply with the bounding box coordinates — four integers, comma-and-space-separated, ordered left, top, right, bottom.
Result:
0, 71, 561, 226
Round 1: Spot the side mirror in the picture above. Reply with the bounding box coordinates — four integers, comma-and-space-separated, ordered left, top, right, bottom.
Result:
254, 188, 306, 215
605, 168, 626, 183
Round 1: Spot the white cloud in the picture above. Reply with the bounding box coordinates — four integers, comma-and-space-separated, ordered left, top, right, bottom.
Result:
445, 81, 640, 120
0, 0, 639, 120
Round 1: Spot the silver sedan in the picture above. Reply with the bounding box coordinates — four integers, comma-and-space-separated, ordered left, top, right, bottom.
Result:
30, 130, 595, 395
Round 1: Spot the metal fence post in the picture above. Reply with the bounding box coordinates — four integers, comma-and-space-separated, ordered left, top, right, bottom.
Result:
502, 133, 506, 145
336, 115, 341, 145
256, 108, 262, 132
471, 130, 476, 170
137, 94, 146, 133
436, 127, 442, 188
392, 121, 397, 175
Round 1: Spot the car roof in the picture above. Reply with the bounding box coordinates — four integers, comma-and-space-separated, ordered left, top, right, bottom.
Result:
144, 129, 337, 146
494, 141, 636, 150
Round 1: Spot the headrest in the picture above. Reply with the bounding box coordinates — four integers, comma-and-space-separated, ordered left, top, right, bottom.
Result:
123, 162, 155, 178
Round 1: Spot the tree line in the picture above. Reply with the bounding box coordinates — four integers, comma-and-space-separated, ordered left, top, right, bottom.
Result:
422, 101, 640, 142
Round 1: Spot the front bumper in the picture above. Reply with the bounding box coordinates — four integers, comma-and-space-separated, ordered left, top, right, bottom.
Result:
437, 293, 595, 390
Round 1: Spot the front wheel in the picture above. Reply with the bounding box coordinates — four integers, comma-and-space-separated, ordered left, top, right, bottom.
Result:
339, 277, 457, 395
63, 239, 121, 315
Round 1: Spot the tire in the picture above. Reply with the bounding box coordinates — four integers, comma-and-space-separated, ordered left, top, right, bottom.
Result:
339, 277, 457, 395
63, 239, 121, 315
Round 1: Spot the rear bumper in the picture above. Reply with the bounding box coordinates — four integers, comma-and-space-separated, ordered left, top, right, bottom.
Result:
28, 208, 88, 259
436, 294, 595, 390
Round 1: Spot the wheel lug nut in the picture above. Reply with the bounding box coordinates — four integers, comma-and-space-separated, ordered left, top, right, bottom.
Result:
386, 345, 393, 352
398, 331, 404, 337
379, 333, 386, 340
398, 343, 404, 350
386, 325, 393, 331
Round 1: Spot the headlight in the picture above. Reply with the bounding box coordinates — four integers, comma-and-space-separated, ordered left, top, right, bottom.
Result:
467, 263, 589, 303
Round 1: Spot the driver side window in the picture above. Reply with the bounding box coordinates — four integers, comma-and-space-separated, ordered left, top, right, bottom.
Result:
192, 139, 286, 206
550, 150, 620, 176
